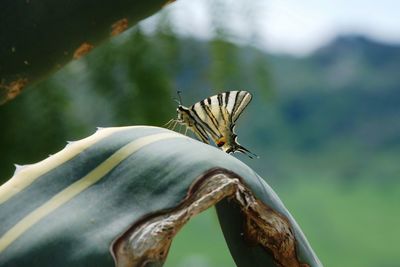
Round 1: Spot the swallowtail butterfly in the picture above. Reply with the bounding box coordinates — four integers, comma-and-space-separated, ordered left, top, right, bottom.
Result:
166, 90, 257, 158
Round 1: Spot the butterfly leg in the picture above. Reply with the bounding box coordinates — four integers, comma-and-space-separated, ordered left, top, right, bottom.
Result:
164, 119, 172, 129
169, 120, 178, 131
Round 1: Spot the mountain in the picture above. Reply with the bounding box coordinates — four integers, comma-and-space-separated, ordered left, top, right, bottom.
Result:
248, 35, 400, 185
269, 35, 400, 92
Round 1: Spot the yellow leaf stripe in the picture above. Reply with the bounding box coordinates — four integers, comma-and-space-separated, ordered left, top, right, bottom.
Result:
0, 130, 186, 253
0, 126, 155, 205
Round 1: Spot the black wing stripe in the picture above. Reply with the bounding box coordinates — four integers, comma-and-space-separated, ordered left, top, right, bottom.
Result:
217, 93, 227, 124
186, 108, 210, 143
217, 94, 222, 106
180, 109, 209, 143
200, 100, 221, 134
224, 91, 230, 107
203, 101, 220, 128
231, 91, 240, 120
232, 91, 245, 115
225, 91, 239, 114
190, 106, 219, 138
193, 123, 209, 143
205, 105, 223, 136
232, 91, 252, 122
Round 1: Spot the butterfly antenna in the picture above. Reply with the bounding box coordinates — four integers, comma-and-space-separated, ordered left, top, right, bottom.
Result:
171, 91, 183, 105
177, 90, 183, 105
172, 98, 180, 105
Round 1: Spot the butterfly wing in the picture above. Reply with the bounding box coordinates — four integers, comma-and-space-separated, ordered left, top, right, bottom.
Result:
177, 106, 211, 144
204, 91, 252, 122
180, 91, 254, 156
190, 123, 210, 144
228, 91, 252, 122
190, 90, 252, 144
189, 100, 223, 140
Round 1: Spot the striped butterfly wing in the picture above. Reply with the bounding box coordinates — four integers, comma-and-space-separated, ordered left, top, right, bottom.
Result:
217, 91, 257, 157
228, 91, 252, 122
181, 90, 256, 157
190, 90, 252, 143
189, 120, 210, 144
176, 106, 211, 144
189, 99, 224, 140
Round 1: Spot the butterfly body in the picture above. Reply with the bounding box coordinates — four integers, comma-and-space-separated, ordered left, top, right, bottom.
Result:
169, 91, 257, 158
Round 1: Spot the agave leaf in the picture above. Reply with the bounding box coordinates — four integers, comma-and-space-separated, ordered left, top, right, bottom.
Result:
0, 0, 170, 104
0, 126, 322, 267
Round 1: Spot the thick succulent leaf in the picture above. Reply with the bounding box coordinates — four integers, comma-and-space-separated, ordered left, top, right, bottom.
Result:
0, 126, 322, 267
0, 0, 169, 104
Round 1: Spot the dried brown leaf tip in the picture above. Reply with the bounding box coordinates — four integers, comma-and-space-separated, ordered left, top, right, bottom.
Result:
112, 171, 310, 267
73, 42, 94, 60
111, 18, 129, 37
0, 78, 28, 104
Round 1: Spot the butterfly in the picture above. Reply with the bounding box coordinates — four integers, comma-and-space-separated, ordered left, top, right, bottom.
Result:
165, 90, 258, 158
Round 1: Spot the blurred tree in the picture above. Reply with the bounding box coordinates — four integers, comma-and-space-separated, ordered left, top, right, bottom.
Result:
85, 27, 174, 126
209, 39, 242, 89
0, 9, 272, 185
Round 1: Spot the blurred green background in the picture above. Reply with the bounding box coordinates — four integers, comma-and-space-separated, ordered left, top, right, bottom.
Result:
1, 1, 399, 266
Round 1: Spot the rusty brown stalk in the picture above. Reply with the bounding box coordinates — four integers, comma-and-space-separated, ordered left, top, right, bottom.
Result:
112, 172, 308, 267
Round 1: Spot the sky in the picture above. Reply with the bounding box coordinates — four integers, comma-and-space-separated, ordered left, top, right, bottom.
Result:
142, 0, 400, 55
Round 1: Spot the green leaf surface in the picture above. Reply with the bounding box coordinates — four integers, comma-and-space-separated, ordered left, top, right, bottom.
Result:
0, 126, 321, 266
0, 0, 168, 104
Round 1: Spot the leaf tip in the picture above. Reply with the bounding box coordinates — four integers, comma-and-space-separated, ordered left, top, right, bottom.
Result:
12, 163, 30, 175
